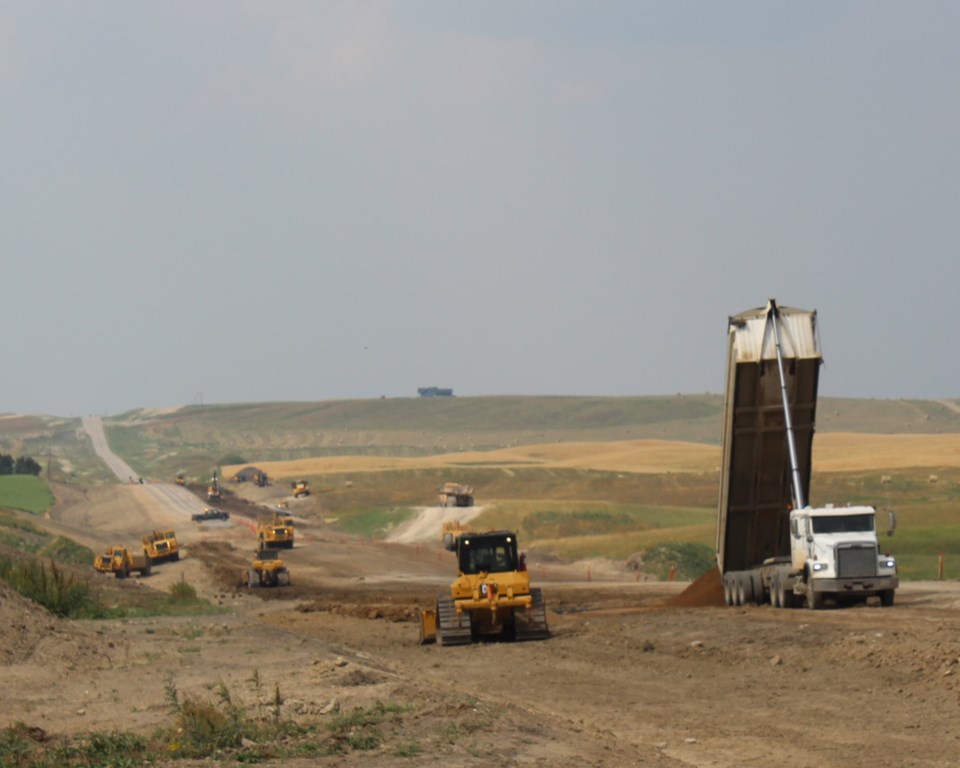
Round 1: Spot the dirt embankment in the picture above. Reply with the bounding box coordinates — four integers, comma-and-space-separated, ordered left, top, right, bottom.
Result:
4, 483, 960, 767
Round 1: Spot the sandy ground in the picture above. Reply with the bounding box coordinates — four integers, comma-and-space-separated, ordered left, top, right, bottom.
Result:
1, 480, 959, 767
384, 505, 486, 544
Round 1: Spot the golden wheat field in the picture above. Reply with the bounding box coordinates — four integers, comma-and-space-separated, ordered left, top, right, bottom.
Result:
227, 433, 960, 480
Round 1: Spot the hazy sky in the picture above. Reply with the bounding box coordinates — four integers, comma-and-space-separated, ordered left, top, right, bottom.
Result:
3, 2, 959, 416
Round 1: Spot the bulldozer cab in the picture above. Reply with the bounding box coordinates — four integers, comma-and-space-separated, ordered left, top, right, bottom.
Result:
458, 532, 519, 574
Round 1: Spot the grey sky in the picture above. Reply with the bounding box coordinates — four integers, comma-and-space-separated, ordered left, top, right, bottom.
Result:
2, 2, 958, 416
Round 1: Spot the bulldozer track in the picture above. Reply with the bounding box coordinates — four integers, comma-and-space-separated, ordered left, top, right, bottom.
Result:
437, 597, 472, 646
514, 587, 550, 641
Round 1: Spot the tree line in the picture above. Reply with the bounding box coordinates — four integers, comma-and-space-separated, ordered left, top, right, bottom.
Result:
0, 453, 42, 476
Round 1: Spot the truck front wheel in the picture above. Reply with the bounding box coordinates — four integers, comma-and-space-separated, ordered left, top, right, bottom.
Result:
879, 589, 895, 607
806, 583, 822, 610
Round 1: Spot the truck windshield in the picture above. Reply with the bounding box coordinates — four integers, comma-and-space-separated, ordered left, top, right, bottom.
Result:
812, 514, 874, 534
458, 536, 518, 574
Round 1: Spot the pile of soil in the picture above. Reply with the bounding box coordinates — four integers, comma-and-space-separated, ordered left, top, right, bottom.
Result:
666, 565, 724, 607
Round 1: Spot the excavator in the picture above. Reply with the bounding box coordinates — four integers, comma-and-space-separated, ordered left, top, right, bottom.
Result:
420, 520, 549, 646
207, 471, 222, 502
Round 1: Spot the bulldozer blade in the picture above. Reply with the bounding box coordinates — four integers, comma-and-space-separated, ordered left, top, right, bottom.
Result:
419, 609, 437, 645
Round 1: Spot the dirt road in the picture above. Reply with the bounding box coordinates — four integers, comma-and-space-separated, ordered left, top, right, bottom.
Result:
5, 482, 960, 767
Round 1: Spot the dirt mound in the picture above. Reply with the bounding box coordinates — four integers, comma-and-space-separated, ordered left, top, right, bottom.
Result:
666, 565, 723, 607
0, 581, 59, 665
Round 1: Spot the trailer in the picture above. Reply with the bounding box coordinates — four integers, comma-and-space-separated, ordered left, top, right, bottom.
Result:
717, 299, 898, 609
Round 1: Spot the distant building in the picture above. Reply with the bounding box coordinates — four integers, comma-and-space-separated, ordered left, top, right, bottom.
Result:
418, 387, 454, 397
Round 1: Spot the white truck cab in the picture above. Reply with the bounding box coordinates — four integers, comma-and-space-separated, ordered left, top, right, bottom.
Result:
790, 504, 898, 607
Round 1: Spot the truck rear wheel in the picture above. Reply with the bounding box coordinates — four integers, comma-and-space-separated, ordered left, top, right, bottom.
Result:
751, 572, 764, 604
771, 575, 783, 608
723, 576, 734, 606
737, 573, 754, 605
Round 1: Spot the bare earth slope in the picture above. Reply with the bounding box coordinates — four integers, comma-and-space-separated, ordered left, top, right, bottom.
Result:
2, 480, 960, 767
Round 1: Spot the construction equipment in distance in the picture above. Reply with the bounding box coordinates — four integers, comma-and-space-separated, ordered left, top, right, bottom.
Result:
208, 471, 222, 501
257, 511, 295, 549
291, 479, 310, 498
246, 549, 290, 587
420, 520, 549, 646
94, 545, 152, 578
438, 482, 474, 508
175, 471, 186, 486
192, 506, 230, 522
143, 529, 180, 563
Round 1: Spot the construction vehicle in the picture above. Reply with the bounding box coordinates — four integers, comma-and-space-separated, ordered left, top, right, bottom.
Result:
717, 299, 898, 610
208, 471, 222, 501
94, 546, 152, 578
438, 482, 474, 508
143, 529, 180, 563
252, 470, 268, 487
419, 521, 548, 646
192, 506, 230, 522
245, 549, 290, 587
291, 479, 310, 498
175, 471, 186, 486
257, 511, 295, 549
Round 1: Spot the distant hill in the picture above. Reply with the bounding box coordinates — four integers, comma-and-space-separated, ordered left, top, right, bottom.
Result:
4, 395, 960, 484
88, 395, 960, 481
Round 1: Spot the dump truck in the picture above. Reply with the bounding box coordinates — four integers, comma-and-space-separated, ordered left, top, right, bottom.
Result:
420, 521, 548, 645
257, 511, 295, 549
94, 546, 152, 578
438, 482, 474, 508
245, 549, 290, 587
143, 529, 180, 563
208, 471, 222, 501
291, 480, 310, 498
717, 299, 898, 610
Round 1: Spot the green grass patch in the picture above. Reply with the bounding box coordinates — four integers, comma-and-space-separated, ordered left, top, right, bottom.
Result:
0, 556, 105, 619
0, 475, 55, 514
37, 536, 95, 567
333, 507, 417, 538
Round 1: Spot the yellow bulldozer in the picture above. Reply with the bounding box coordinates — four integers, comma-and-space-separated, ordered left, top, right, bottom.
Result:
438, 482, 474, 508
257, 511, 295, 549
245, 549, 290, 587
419, 521, 549, 646
291, 479, 310, 498
94, 545, 152, 578
143, 529, 180, 563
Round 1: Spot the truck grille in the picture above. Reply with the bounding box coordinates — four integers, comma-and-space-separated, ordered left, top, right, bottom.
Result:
836, 544, 878, 578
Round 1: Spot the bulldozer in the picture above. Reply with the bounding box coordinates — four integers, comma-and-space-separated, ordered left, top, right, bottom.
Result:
257, 511, 295, 549
175, 471, 186, 486
94, 545, 152, 578
291, 479, 310, 498
438, 482, 474, 508
245, 549, 290, 587
143, 529, 180, 563
420, 521, 549, 646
